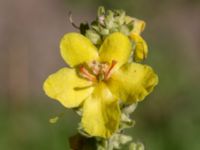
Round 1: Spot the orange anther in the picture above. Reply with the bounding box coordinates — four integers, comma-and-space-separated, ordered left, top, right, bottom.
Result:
79, 66, 97, 82
105, 60, 117, 80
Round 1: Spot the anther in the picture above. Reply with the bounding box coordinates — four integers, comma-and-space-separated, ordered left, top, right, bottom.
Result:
79, 66, 97, 82
105, 60, 117, 80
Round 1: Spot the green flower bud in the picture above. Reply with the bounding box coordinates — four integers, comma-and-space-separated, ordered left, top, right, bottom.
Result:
105, 10, 115, 29
100, 28, 109, 36
129, 143, 137, 150
119, 25, 131, 35
86, 30, 102, 45
129, 142, 145, 150
119, 135, 132, 144
122, 103, 138, 115
136, 143, 145, 150
98, 6, 105, 17
114, 10, 126, 25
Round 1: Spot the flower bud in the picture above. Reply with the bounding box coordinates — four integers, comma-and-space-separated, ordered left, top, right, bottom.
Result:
130, 33, 148, 62
86, 30, 102, 45
125, 16, 146, 35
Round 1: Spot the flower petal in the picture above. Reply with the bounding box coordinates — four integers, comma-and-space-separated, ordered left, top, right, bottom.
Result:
60, 33, 99, 67
43, 68, 94, 108
82, 82, 120, 138
99, 32, 132, 69
125, 16, 146, 34
130, 33, 148, 62
107, 63, 158, 103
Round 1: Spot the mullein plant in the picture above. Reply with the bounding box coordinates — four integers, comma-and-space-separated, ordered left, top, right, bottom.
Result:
44, 6, 158, 150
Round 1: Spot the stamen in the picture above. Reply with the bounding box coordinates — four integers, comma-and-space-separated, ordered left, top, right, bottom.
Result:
88, 61, 100, 75
79, 66, 97, 82
101, 63, 110, 73
105, 60, 117, 80
79, 60, 117, 82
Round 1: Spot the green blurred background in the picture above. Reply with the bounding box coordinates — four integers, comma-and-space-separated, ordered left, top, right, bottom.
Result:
1, 0, 200, 149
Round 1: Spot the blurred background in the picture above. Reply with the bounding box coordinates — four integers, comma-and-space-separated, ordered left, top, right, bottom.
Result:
0, 0, 200, 149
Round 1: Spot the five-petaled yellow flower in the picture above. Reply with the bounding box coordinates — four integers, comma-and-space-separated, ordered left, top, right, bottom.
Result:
43, 32, 158, 138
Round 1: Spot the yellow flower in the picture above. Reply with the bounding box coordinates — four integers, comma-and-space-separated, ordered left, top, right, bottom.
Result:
125, 16, 148, 62
43, 32, 158, 138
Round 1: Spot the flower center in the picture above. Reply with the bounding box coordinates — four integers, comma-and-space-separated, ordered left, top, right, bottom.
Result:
79, 60, 117, 82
